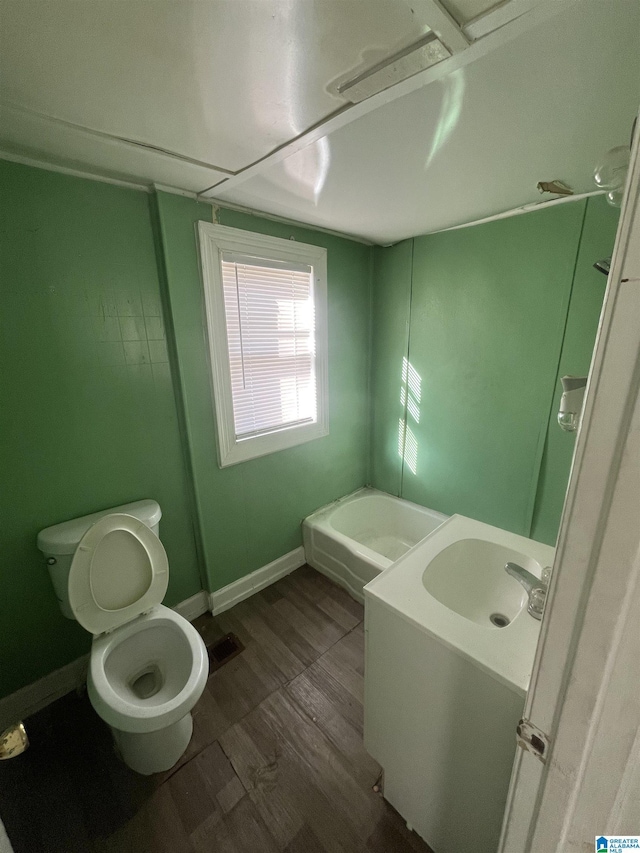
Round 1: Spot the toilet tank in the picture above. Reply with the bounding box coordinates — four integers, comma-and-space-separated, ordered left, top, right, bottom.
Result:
37, 500, 162, 619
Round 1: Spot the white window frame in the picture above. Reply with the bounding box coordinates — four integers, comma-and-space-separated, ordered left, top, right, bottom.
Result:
198, 221, 329, 467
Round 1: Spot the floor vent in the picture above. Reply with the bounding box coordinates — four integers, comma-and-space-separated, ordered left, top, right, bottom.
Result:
207, 633, 245, 672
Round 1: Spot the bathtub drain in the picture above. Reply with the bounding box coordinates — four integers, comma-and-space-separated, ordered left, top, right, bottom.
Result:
490, 613, 510, 628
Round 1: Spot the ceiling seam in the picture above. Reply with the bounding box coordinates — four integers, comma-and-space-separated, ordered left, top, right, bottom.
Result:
1, 102, 236, 175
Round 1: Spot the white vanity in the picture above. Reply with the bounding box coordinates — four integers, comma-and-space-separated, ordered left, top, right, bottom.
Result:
364, 515, 554, 853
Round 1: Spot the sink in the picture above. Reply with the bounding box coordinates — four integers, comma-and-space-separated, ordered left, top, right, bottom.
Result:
422, 538, 538, 627
364, 513, 555, 694
363, 514, 555, 853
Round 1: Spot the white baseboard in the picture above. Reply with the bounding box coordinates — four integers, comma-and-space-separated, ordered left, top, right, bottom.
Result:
0, 654, 89, 732
0, 589, 211, 730
209, 547, 306, 615
172, 589, 210, 622
0, 550, 305, 728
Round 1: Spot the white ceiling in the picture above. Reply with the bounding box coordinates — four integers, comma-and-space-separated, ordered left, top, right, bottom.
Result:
1, 0, 638, 242
0, 1, 432, 171
215, 0, 640, 242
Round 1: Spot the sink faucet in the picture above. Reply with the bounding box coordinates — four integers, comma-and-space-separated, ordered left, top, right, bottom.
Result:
504, 562, 548, 620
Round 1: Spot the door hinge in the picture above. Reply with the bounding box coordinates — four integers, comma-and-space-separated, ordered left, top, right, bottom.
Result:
516, 718, 550, 764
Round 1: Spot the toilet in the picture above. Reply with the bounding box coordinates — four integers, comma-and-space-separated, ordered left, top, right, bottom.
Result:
37, 500, 209, 775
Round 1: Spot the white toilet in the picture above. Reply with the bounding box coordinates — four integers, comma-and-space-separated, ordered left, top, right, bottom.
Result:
37, 500, 209, 775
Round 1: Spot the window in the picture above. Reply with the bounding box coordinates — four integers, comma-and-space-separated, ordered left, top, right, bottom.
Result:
198, 222, 329, 467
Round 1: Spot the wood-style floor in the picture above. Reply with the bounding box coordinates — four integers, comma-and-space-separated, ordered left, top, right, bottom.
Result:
0, 566, 432, 853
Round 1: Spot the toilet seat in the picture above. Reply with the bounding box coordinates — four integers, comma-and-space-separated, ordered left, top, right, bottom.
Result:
68, 513, 168, 635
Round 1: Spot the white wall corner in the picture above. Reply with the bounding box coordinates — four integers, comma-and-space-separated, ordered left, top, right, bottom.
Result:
209, 547, 306, 615
172, 589, 210, 622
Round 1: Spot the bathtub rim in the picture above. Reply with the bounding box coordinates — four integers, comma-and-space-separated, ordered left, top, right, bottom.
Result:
302, 488, 449, 600
305, 487, 447, 534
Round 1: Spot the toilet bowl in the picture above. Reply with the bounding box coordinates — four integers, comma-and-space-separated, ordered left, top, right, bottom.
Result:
37, 503, 208, 775
88, 605, 208, 774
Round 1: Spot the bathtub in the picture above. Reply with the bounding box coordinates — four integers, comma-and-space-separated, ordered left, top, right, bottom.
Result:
303, 488, 448, 602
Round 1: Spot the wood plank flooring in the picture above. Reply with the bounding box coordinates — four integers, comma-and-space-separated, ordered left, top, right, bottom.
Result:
0, 566, 432, 853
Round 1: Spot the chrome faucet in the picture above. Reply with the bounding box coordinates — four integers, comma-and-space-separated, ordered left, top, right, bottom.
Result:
504, 562, 548, 620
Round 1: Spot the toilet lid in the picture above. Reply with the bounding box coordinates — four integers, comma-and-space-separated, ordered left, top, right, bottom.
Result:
68, 513, 169, 635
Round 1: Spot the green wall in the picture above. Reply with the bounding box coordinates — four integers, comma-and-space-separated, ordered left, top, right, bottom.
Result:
370, 241, 413, 496
0, 161, 202, 698
530, 198, 619, 543
0, 156, 618, 702
370, 197, 619, 544
0, 162, 372, 700
153, 192, 372, 592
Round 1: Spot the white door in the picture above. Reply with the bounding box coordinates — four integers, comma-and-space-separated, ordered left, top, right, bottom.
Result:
499, 118, 640, 852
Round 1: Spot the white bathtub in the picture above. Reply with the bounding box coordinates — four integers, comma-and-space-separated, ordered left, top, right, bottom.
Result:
303, 488, 448, 602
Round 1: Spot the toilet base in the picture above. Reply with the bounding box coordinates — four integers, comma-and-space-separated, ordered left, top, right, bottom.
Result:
111, 713, 194, 775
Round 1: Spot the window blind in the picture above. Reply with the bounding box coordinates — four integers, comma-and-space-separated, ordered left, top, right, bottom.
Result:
220, 252, 317, 440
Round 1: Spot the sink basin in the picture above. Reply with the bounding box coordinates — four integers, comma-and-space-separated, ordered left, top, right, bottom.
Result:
364, 513, 555, 693
422, 538, 537, 627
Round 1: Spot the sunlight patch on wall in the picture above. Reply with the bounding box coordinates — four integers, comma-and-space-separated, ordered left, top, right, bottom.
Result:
398, 357, 422, 476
